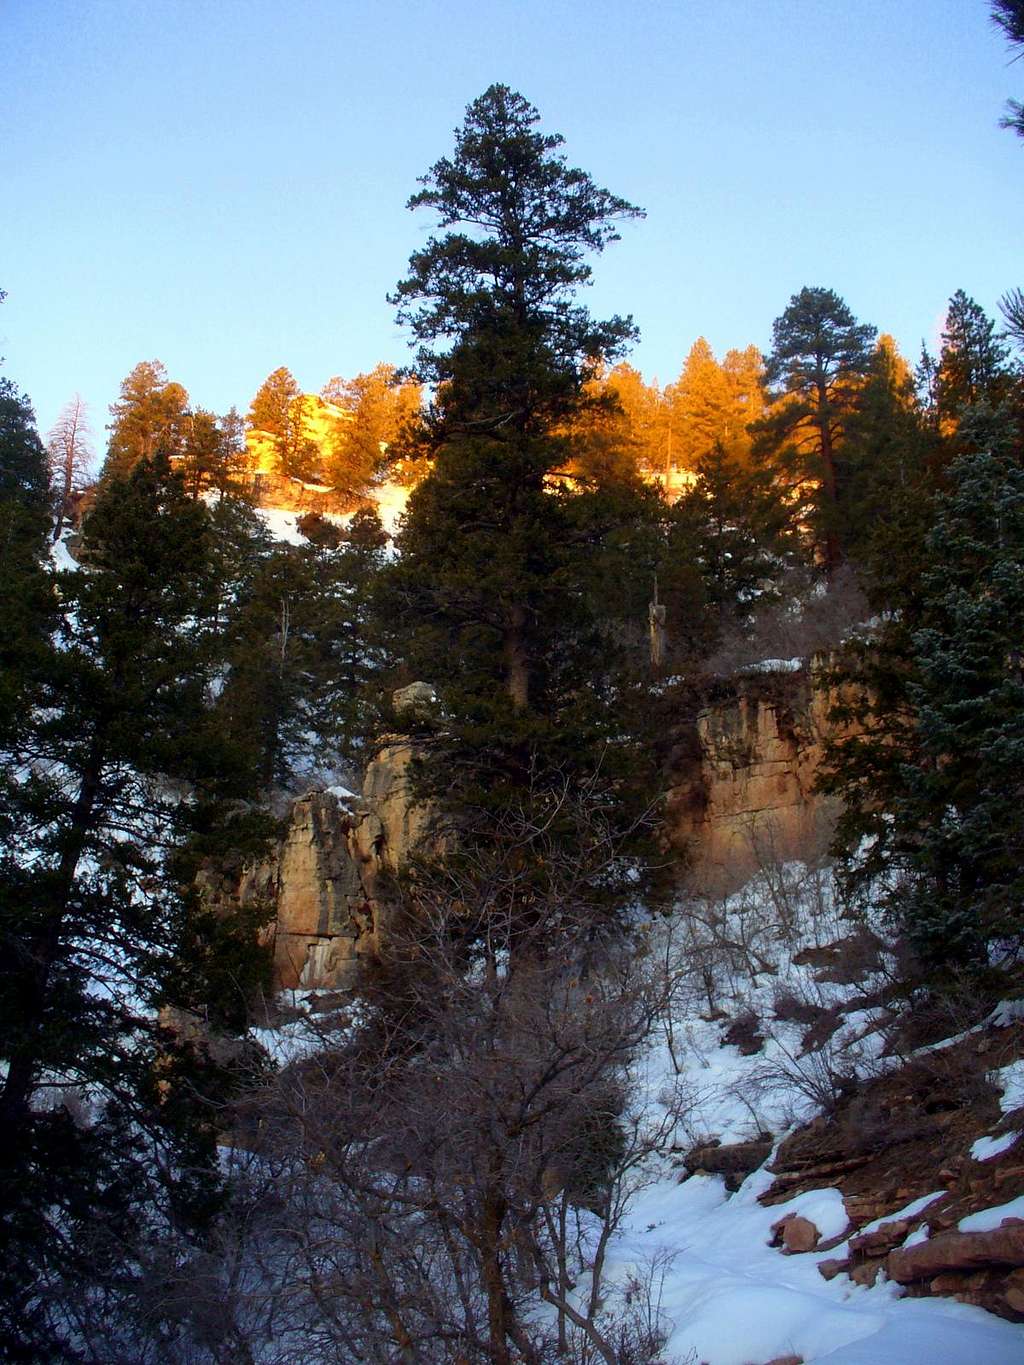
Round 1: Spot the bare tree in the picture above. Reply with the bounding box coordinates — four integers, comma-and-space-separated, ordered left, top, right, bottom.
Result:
47, 393, 93, 540
168, 796, 688, 1364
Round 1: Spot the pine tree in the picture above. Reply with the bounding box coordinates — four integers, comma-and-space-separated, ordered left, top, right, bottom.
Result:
0, 453, 265, 1353
992, 1, 1024, 137
102, 359, 189, 480
753, 287, 876, 575
935, 290, 1013, 435
896, 430, 1024, 965
247, 366, 320, 480
0, 377, 53, 751
667, 338, 734, 470
665, 442, 798, 661
823, 401, 1024, 975
383, 84, 658, 875
322, 363, 422, 493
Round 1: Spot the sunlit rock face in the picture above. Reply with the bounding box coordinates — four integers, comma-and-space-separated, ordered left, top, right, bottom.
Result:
215, 687, 444, 991
666, 656, 852, 891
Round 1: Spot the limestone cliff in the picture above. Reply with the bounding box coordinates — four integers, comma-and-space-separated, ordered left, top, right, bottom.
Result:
666, 655, 848, 889
203, 730, 441, 992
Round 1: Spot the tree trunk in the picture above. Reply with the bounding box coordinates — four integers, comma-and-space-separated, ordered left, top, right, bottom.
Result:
816, 379, 841, 578
480, 1190, 513, 1365
504, 603, 530, 711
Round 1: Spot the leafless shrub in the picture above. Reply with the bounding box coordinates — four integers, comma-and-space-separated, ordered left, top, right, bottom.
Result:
157, 795, 692, 1365
704, 566, 870, 679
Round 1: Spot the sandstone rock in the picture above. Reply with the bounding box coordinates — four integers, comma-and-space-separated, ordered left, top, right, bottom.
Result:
771, 1214, 820, 1253
665, 658, 853, 888
887, 1223, 1024, 1283
850, 1261, 882, 1288
850, 1218, 911, 1257
817, 1257, 849, 1281
215, 734, 447, 991
683, 1138, 773, 1179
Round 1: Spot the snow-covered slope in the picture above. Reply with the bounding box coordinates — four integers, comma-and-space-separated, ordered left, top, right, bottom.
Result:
591, 863, 1024, 1363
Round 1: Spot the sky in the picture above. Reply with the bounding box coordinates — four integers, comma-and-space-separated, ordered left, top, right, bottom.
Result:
4, 0, 1023, 449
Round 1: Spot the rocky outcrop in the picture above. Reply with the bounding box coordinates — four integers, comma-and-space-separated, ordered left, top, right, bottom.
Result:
887, 1222, 1024, 1283
203, 691, 445, 992
666, 656, 850, 888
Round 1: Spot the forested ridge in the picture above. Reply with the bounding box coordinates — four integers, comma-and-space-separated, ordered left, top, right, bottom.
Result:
2, 9, 1024, 1357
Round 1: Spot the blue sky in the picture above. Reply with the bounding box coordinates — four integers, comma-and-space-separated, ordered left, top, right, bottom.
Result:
4, 0, 1022, 447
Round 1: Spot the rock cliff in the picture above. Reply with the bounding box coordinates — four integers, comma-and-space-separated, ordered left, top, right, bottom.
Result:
204, 730, 440, 992
666, 656, 848, 889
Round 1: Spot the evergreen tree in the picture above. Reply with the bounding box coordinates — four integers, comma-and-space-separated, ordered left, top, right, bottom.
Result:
216, 507, 389, 789
665, 442, 799, 662
102, 360, 189, 481
0, 377, 53, 766
753, 287, 876, 575
895, 431, 1024, 964
247, 366, 318, 479
935, 290, 1013, 435
992, 1, 1024, 137
0, 454, 264, 1354
824, 403, 1024, 975
383, 83, 656, 869
839, 334, 938, 600
322, 363, 422, 492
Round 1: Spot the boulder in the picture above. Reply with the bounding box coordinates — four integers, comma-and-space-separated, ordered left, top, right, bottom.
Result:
392, 680, 437, 720
771, 1214, 820, 1253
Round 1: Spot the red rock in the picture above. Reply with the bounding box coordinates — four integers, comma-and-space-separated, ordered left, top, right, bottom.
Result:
887, 1224, 1024, 1283
817, 1257, 849, 1281
771, 1214, 820, 1252
850, 1219, 910, 1256
850, 1261, 882, 1287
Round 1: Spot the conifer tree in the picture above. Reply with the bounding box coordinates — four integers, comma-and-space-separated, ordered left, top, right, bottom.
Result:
0, 453, 264, 1353
382, 87, 658, 826
753, 287, 876, 575
102, 359, 189, 480
935, 290, 1013, 435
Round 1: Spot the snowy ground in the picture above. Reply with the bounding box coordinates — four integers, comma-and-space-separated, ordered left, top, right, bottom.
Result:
589, 864, 1024, 1363
255, 478, 410, 546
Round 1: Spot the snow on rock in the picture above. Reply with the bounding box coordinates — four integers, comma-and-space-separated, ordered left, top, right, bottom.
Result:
50, 536, 80, 571
959, 1194, 1024, 1233
989, 998, 1024, 1028
995, 1059, 1024, 1115
593, 863, 1024, 1363
738, 656, 806, 674
255, 507, 310, 545
971, 1131, 1022, 1162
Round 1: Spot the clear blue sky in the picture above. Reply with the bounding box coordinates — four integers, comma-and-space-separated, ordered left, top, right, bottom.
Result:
3, 0, 1022, 448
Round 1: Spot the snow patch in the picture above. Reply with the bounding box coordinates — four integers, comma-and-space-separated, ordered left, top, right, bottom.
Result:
971, 1131, 1021, 1162
959, 1194, 1024, 1232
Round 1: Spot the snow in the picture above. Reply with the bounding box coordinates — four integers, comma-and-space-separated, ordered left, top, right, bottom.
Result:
50, 535, 80, 571
584, 863, 1024, 1363
739, 656, 805, 674
254, 507, 311, 545
613, 1170, 1024, 1364
959, 1194, 1024, 1232
988, 997, 1024, 1028
995, 1059, 1024, 1114
971, 1131, 1022, 1162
